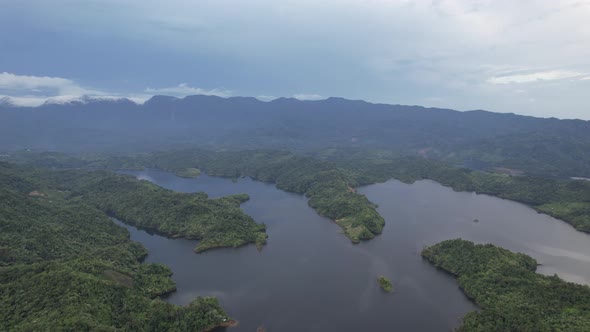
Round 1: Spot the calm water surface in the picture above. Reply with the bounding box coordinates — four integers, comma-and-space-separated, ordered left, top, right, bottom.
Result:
118, 170, 590, 331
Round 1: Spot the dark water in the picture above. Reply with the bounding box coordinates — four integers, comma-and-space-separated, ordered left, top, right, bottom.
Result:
118, 170, 590, 331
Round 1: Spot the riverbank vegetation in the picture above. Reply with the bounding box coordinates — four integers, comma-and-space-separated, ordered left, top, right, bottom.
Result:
11, 160, 269, 252
10, 148, 590, 237
68, 171, 267, 252
6, 149, 386, 242
146, 149, 590, 235
422, 239, 590, 331
146, 150, 385, 242
7, 150, 590, 329
329, 152, 590, 233
377, 276, 393, 292
0, 162, 232, 331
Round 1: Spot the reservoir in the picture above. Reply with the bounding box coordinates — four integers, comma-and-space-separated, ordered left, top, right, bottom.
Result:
118, 170, 590, 331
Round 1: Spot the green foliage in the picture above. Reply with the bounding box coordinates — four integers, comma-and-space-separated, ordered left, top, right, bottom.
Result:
7, 149, 590, 330
169, 149, 590, 237
175, 167, 202, 178
324, 151, 590, 234
0, 170, 131, 266
422, 239, 590, 332
15, 148, 590, 238
0, 162, 232, 331
377, 276, 393, 293
22, 165, 268, 253
82, 174, 266, 252
145, 150, 385, 242
1, 258, 229, 331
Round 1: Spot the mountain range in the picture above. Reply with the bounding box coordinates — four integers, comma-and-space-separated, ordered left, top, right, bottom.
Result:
1, 94, 589, 177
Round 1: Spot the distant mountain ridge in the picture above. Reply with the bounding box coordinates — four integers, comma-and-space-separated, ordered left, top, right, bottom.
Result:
1, 94, 589, 177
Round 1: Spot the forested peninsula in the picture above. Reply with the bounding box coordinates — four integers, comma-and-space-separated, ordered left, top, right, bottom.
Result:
70, 171, 267, 252
147, 150, 385, 242
14, 164, 267, 253
422, 239, 590, 331
0, 162, 243, 331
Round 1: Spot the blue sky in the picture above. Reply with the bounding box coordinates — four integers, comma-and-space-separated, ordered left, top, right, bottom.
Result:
1, 0, 589, 119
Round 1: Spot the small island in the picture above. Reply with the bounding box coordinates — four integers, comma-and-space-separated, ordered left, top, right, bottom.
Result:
377, 275, 393, 293
175, 167, 202, 178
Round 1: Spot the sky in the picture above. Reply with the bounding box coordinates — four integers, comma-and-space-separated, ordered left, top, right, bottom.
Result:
1, 0, 589, 119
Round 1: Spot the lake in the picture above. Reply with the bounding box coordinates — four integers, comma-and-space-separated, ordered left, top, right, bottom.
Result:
118, 170, 590, 331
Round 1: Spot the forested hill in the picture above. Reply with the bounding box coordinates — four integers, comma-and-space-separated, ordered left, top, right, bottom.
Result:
422, 239, 590, 331
10, 149, 590, 235
2, 95, 590, 177
0, 162, 267, 253
0, 162, 240, 331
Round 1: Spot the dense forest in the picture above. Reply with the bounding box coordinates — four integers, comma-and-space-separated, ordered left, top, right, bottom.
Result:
9, 148, 590, 236
142, 149, 590, 234
2, 162, 268, 253
422, 239, 590, 331
3, 151, 385, 242
0, 162, 235, 331
67, 171, 267, 252
145, 150, 385, 242
7, 150, 385, 242
5, 149, 590, 330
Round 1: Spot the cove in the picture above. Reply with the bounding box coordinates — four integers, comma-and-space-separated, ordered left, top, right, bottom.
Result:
118, 170, 590, 331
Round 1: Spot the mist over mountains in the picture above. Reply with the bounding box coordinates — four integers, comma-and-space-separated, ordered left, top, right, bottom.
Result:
1, 94, 590, 177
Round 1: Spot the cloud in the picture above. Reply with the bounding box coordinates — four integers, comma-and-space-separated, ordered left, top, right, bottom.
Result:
256, 95, 277, 101
292, 94, 324, 101
145, 83, 231, 97
0, 72, 151, 106
0, 95, 50, 107
0, 73, 231, 107
0, 72, 72, 91
0, 72, 98, 96
0, 94, 151, 107
487, 70, 585, 84
0, 72, 116, 98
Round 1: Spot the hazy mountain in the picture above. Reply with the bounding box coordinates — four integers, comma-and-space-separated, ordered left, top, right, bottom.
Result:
1, 94, 589, 177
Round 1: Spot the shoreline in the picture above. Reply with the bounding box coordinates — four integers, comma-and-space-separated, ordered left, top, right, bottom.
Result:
206, 319, 238, 331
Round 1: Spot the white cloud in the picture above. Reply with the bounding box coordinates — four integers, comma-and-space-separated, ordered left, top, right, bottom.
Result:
0, 72, 152, 106
292, 94, 324, 101
0, 95, 49, 107
145, 83, 231, 97
43, 95, 150, 105
0, 72, 112, 99
0, 72, 73, 91
487, 70, 585, 84
0, 72, 237, 107
0, 73, 235, 107
0, 71, 102, 96
0, 94, 151, 107
256, 95, 276, 101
